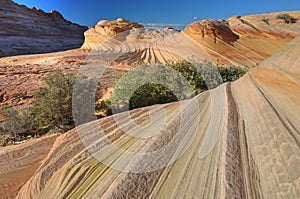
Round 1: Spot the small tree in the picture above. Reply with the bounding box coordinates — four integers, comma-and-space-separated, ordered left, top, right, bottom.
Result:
1, 71, 104, 142
32, 71, 75, 131
1, 106, 38, 139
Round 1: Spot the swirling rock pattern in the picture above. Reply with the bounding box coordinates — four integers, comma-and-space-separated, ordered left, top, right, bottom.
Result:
81, 18, 144, 50
81, 12, 300, 66
184, 12, 300, 66
0, 36, 296, 198
0, 134, 58, 198
0, 11, 299, 199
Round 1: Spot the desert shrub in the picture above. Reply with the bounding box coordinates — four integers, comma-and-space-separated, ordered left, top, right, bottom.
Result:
276, 13, 297, 24
167, 61, 206, 93
32, 71, 76, 131
170, 61, 247, 90
96, 99, 112, 117
262, 18, 270, 25
1, 71, 77, 140
129, 83, 178, 110
218, 66, 248, 82
99, 61, 249, 114
1, 106, 38, 139
1, 71, 106, 143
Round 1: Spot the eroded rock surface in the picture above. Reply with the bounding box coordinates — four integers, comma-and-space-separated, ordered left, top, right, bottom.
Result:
81, 18, 143, 50
81, 12, 300, 66
184, 11, 300, 66
0, 0, 88, 57
0, 33, 298, 199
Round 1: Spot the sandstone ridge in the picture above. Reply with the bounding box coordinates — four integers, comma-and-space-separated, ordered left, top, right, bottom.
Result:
5, 36, 299, 199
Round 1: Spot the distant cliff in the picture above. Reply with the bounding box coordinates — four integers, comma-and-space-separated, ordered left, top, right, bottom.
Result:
0, 0, 88, 57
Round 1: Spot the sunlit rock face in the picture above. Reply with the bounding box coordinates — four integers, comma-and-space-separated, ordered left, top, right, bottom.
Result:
2, 36, 297, 199
184, 20, 240, 43
81, 18, 144, 50
0, 10, 299, 199
82, 12, 300, 67
184, 11, 300, 66
0, 0, 88, 57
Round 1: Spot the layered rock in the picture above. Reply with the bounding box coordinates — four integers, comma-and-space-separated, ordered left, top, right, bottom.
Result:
81, 18, 143, 50
7, 36, 300, 198
184, 20, 240, 43
81, 12, 300, 67
0, 134, 58, 198
0, 10, 299, 198
0, 0, 88, 57
183, 11, 300, 66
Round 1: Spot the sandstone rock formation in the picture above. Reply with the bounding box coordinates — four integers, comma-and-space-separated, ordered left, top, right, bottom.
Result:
184, 20, 240, 43
81, 12, 300, 67
0, 34, 297, 199
1, 12, 299, 106
0, 134, 58, 198
0, 11, 299, 198
184, 11, 300, 66
0, 0, 88, 57
81, 18, 144, 50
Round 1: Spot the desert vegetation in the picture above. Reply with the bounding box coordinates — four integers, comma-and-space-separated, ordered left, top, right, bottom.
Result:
262, 18, 270, 25
0, 61, 248, 144
238, 18, 258, 30
98, 61, 249, 115
0, 71, 76, 145
276, 13, 297, 24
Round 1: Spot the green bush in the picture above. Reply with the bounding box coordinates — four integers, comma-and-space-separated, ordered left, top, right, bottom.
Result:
1, 106, 38, 139
1, 71, 77, 140
129, 83, 177, 110
96, 99, 112, 117
99, 61, 249, 114
276, 13, 297, 24
32, 71, 75, 131
1, 62, 249, 141
218, 66, 248, 82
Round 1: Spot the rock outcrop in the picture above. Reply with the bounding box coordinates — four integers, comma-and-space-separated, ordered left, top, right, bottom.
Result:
0, 0, 88, 57
5, 36, 298, 198
0, 10, 300, 198
81, 18, 143, 50
184, 20, 240, 43
1, 12, 300, 107
0, 10, 299, 197
81, 12, 300, 67
184, 11, 300, 66
0, 134, 58, 198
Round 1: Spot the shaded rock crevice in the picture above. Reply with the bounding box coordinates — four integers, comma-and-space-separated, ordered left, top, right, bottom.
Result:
224, 83, 245, 199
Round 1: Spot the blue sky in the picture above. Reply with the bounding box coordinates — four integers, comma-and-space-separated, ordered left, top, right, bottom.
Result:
14, 0, 300, 27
